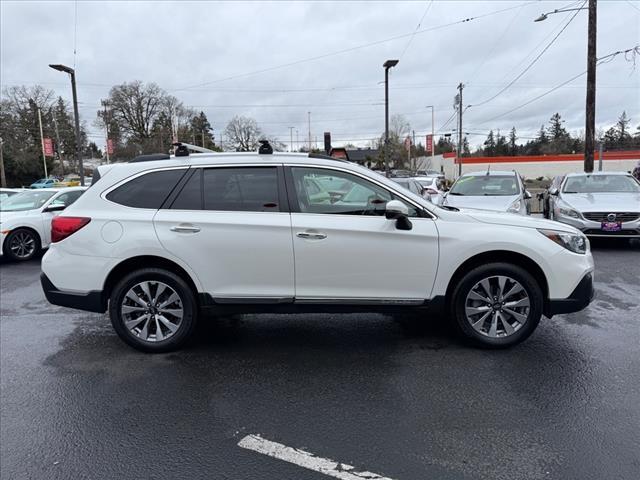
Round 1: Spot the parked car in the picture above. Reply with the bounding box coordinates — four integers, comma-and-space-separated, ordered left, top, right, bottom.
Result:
548, 172, 640, 238
41, 149, 593, 352
54, 175, 82, 187
0, 187, 86, 261
391, 177, 427, 199
414, 176, 446, 204
540, 175, 565, 219
0, 188, 25, 201
441, 170, 532, 215
633, 161, 640, 181
30, 178, 57, 189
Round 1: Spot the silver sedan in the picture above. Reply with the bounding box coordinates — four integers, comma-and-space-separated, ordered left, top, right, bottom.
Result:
549, 172, 640, 238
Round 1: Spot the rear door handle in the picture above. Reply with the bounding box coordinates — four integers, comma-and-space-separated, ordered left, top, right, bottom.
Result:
170, 224, 201, 233
296, 231, 327, 240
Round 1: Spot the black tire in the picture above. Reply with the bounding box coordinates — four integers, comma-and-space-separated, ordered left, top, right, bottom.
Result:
109, 268, 198, 353
4, 228, 41, 262
450, 263, 543, 348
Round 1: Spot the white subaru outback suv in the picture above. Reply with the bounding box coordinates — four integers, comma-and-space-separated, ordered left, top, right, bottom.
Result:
41, 148, 594, 352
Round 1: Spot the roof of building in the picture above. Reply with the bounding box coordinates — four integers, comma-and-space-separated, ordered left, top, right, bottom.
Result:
345, 148, 379, 163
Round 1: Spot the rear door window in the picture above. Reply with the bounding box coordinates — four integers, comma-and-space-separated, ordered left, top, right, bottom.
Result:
106, 169, 186, 209
202, 167, 280, 212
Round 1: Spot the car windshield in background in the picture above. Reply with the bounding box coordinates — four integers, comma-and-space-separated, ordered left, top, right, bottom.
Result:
449, 175, 518, 196
562, 175, 640, 193
0, 190, 56, 211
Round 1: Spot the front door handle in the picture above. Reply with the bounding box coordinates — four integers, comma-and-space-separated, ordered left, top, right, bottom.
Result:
170, 224, 201, 233
296, 231, 327, 240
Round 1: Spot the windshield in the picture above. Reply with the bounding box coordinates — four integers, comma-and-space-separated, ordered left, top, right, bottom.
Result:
0, 190, 55, 212
562, 175, 640, 193
449, 175, 519, 196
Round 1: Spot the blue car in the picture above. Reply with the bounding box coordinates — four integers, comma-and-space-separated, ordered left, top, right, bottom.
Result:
30, 178, 57, 189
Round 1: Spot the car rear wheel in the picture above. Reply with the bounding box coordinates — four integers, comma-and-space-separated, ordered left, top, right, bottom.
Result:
109, 268, 198, 353
4, 229, 41, 262
450, 263, 543, 348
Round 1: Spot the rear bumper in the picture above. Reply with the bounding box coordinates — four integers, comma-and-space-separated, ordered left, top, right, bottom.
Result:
545, 272, 594, 317
41, 273, 106, 313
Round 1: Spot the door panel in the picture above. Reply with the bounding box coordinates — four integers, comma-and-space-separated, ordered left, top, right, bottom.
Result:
154, 211, 294, 298
287, 166, 439, 301
153, 166, 294, 299
291, 214, 438, 300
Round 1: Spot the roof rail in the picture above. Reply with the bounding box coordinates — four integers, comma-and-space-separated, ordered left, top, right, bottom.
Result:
129, 153, 171, 163
308, 152, 350, 163
172, 142, 216, 154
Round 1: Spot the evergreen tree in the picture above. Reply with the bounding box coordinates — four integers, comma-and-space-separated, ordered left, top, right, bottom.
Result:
484, 130, 496, 156
190, 111, 215, 149
495, 130, 509, 156
508, 127, 518, 155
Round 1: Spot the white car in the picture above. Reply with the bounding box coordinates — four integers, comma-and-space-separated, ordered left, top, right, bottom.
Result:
41, 149, 594, 352
0, 187, 86, 261
441, 170, 532, 215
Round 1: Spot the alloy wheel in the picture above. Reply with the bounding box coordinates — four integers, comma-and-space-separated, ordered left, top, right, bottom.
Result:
9, 231, 36, 259
121, 281, 184, 343
464, 275, 530, 338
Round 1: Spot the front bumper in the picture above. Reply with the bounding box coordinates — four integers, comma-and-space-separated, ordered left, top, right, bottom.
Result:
554, 214, 640, 238
41, 273, 106, 313
545, 273, 594, 317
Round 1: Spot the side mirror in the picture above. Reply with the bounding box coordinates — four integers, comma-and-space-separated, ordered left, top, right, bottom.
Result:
549, 188, 559, 196
385, 200, 412, 231
524, 190, 532, 200
44, 204, 66, 213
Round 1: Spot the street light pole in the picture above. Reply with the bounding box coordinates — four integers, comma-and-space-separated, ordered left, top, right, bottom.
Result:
533, 2, 594, 173
383, 59, 399, 177
289, 126, 295, 152
584, 0, 597, 173
49, 64, 84, 185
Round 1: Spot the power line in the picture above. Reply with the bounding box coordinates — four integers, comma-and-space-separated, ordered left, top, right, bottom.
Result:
469, 0, 587, 108
172, 1, 535, 91
399, 0, 434, 60
473, 46, 640, 127
626, 0, 640, 13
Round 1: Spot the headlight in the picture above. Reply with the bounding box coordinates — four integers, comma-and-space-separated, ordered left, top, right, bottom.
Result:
507, 199, 521, 213
538, 229, 588, 254
555, 200, 580, 219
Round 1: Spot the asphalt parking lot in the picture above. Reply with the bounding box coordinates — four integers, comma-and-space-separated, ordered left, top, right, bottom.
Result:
1, 240, 639, 480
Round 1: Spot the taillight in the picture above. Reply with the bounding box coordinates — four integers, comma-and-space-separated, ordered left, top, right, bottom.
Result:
51, 216, 91, 243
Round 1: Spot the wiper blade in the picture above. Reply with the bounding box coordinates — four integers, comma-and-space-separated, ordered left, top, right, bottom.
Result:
563, 191, 578, 194
439, 205, 460, 211
448, 192, 464, 196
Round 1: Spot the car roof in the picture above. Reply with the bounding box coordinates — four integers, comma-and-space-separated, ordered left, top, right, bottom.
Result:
565, 171, 631, 177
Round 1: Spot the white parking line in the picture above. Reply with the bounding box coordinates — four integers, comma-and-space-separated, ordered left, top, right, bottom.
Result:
238, 434, 397, 480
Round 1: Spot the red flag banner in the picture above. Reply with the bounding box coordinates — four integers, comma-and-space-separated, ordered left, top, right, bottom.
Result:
426, 134, 433, 154
404, 136, 411, 152
43, 138, 54, 157
107, 139, 114, 155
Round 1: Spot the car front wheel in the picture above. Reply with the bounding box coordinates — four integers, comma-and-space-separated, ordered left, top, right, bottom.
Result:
109, 268, 198, 353
450, 263, 543, 348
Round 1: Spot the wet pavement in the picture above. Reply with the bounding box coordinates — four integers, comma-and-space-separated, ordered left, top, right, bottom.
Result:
1, 240, 639, 480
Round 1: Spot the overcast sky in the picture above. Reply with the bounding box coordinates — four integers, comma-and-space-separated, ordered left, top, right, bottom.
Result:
1, 0, 639, 150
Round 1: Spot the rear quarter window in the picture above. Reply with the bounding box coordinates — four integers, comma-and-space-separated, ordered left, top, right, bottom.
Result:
106, 169, 186, 209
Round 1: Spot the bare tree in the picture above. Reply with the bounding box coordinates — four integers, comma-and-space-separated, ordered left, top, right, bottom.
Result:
224, 115, 263, 151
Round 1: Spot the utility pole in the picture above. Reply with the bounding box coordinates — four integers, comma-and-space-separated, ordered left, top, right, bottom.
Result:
202, 130, 205, 148
37, 107, 48, 178
412, 130, 416, 171
296, 129, 299, 150
584, 0, 597, 173
0, 137, 6, 188
289, 126, 294, 152
307, 112, 312, 152
102, 100, 110, 164
52, 114, 64, 175
456, 83, 464, 177
598, 141, 603, 171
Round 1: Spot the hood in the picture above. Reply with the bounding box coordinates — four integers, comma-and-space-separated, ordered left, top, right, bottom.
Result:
561, 192, 640, 212
443, 194, 519, 212
462, 209, 580, 233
